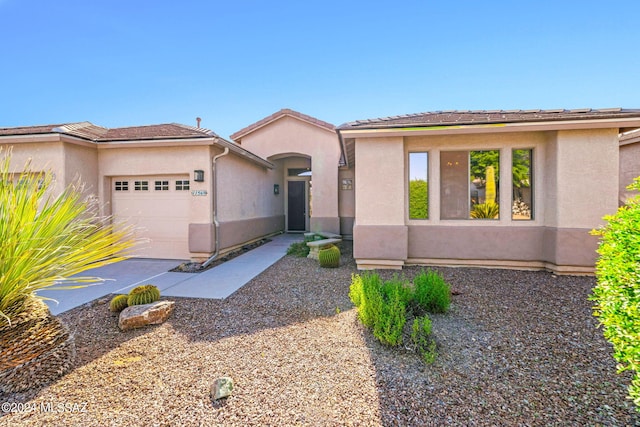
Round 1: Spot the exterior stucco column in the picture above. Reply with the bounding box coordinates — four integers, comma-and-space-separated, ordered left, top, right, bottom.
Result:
353, 136, 408, 269
542, 129, 619, 269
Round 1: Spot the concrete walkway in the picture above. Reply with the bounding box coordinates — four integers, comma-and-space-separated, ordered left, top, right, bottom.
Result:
39, 233, 303, 315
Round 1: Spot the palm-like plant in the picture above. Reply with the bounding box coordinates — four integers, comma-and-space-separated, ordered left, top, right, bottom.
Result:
0, 149, 135, 325
470, 202, 500, 219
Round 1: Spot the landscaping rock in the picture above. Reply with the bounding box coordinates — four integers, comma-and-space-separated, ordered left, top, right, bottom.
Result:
118, 300, 174, 331
211, 376, 234, 400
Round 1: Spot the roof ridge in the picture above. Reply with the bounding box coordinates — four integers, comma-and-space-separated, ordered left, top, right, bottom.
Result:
171, 123, 218, 137
230, 108, 335, 141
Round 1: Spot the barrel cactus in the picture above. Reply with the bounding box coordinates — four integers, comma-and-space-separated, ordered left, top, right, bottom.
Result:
109, 294, 129, 312
127, 284, 161, 306
318, 245, 340, 268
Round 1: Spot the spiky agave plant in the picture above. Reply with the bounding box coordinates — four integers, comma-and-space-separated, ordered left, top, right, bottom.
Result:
470, 202, 500, 219
0, 148, 135, 326
127, 284, 161, 306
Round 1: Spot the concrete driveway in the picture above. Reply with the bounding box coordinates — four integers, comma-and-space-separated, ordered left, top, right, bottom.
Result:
37, 233, 302, 315
38, 259, 183, 315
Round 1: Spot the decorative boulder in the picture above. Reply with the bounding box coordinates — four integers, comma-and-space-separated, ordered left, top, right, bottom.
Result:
118, 300, 174, 331
211, 376, 234, 400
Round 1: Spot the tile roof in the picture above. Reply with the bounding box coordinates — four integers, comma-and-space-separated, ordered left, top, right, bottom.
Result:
337, 108, 640, 130
0, 122, 216, 142
231, 108, 335, 141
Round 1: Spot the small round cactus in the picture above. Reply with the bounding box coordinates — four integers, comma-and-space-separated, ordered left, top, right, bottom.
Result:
109, 294, 129, 312
127, 284, 161, 306
318, 245, 340, 268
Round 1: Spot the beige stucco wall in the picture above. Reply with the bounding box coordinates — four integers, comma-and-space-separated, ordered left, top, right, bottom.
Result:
238, 116, 341, 233
217, 152, 281, 221
0, 138, 97, 198
620, 141, 640, 204
64, 142, 99, 197
549, 129, 619, 229
355, 137, 405, 225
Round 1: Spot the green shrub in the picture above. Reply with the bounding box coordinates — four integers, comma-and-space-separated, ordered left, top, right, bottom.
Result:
411, 315, 437, 364
350, 271, 451, 359
590, 177, 640, 410
127, 284, 161, 306
109, 294, 129, 312
286, 241, 310, 258
318, 245, 340, 268
350, 273, 384, 328
413, 270, 451, 314
373, 278, 408, 346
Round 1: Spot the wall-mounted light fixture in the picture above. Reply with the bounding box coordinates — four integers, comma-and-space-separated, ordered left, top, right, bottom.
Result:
194, 170, 205, 182
273, 184, 280, 195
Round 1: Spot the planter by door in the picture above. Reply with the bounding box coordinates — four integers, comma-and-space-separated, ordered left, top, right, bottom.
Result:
287, 181, 306, 231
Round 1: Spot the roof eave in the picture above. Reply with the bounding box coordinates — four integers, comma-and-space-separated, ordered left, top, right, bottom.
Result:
337, 117, 640, 138
215, 137, 274, 169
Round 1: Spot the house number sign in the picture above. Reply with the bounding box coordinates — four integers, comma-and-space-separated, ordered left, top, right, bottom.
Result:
191, 190, 207, 196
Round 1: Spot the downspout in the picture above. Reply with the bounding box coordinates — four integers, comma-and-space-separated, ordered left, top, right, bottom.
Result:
202, 146, 230, 268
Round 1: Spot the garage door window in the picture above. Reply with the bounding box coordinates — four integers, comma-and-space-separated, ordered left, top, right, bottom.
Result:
134, 181, 149, 191
155, 180, 169, 191
176, 180, 190, 191
115, 181, 129, 191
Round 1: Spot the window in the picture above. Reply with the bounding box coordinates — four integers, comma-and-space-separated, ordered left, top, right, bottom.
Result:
115, 181, 129, 191
155, 180, 169, 191
409, 152, 428, 219
288, 168, 311, 177
470, 150, 500, 220
134, 181, 148, 191
440, 150, 500, 220
176, 180, 190, 191
512, 149, 533, 220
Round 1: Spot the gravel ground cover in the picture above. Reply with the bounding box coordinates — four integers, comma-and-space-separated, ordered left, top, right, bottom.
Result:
1, 242, 639, 426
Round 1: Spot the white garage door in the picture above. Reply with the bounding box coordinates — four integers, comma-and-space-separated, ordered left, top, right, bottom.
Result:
112, 176, 191, 259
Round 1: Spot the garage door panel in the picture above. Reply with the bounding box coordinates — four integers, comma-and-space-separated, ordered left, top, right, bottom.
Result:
112, 175, 191, 259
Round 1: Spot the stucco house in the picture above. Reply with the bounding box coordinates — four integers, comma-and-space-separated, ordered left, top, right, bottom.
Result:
337, 108, 640, 274
2, 107, 640, 274
0, 122, 278, 260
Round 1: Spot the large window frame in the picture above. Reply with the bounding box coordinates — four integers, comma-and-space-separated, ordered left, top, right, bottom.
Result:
407, 147, 536, 223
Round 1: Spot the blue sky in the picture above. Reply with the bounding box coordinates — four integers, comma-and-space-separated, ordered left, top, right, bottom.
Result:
1, 1, 639, 139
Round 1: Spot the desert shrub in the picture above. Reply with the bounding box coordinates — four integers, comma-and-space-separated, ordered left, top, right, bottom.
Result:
109, 294, 129, 312
470, 202, 500, 219
350, 271, 451, 358
411, 315, 437, 364
127, 284, 161, 306
590, 177, 640, 410
350, 273, 384, 329
0, 149, 135, 326
413, 269, 451, 314
318, 245, 340, 268
373, 277, 410, 346
350, 274, 412, 347
286, 241, 310, 258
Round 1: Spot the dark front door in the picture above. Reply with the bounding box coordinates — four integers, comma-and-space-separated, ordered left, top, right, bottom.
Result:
287, 181, 306, 231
